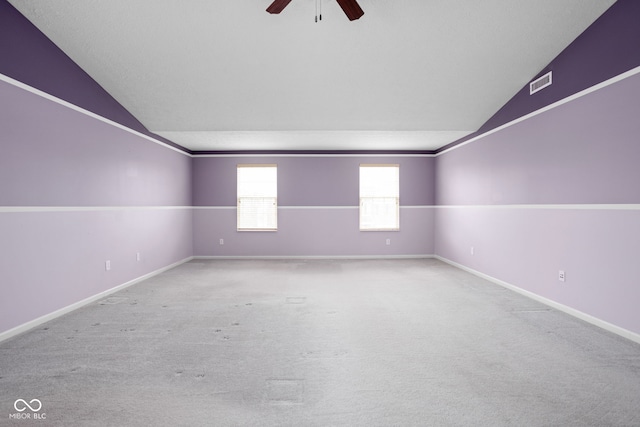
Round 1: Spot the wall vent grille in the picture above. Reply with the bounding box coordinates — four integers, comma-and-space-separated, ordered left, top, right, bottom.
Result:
529, 71, 552, 95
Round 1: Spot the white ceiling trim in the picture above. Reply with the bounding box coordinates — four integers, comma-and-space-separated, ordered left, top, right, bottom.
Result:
156, 130, 473, 152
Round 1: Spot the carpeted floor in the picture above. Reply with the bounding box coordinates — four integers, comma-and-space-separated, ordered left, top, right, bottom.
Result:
1, 259, 639, 426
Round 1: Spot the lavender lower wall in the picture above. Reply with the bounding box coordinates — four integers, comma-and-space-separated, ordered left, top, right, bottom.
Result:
0, 76, 193, 336
193, 155, 434, 257
435, 207, 640, 334
434, 69, 640, 337
0, 209, 192, 332
194, 207, 434, 257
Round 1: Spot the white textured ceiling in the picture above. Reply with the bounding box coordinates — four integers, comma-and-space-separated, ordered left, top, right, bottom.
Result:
9, 0, 615, 151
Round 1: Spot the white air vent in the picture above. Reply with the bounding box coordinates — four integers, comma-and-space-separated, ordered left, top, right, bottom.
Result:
529, 71, 552, 95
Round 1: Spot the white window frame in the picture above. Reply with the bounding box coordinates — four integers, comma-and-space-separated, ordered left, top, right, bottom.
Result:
359, 164, 400, 231
237, 164, 278, 231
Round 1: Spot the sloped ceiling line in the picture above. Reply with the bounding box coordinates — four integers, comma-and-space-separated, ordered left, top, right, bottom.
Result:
8, 0, 615, 151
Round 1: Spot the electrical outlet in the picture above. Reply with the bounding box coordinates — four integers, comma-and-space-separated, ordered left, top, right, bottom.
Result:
386, 238, 391, 246
136, 252, 141, 261
219, 238, 224, 245
559, 270, 566, 282
470, 246, 475, 255
105, 260, 111, 271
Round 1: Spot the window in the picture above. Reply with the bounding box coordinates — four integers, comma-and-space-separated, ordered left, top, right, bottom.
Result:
237, 164, 277, 231
359, 164, 399, 231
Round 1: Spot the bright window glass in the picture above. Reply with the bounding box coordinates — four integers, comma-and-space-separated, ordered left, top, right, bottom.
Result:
359, 164, 399, 231
237, 164, 277, 231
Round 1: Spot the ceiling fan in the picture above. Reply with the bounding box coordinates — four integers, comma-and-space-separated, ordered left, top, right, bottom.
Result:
266, 0, 364, 21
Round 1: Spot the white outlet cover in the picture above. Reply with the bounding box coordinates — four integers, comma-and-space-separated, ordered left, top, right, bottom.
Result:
559, 270, 566, 282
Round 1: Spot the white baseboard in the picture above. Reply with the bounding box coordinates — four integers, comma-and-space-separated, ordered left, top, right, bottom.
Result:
0, 256, 194, 343
194, 254, 435, 260
10, 255, 635, 346
434, 255, 640, 345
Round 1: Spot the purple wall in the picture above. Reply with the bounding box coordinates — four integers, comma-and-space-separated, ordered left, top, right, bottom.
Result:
434, 70, 640, 336
3, 0, 639, 343
0, 0, 193, 336
194, 156, 434, 207
436, 73, 640, 206
434, 0, 640, 338
0, 0, 187, 153
0, 82, 191, 207
193, 156, 434, 257
439, 0, 640, 153
0, 78, 193, 336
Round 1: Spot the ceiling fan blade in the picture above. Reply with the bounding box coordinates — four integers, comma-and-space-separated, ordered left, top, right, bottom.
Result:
266, 0, 293, 14
335, 0, 364, 21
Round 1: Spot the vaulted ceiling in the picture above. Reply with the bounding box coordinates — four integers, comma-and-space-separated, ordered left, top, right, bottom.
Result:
9, 0, 615, 151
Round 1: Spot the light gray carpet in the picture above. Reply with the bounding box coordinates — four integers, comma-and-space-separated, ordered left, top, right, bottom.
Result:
1, 259, 639, 426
